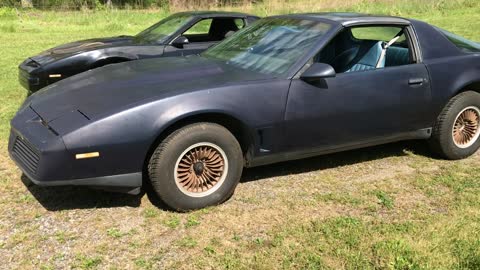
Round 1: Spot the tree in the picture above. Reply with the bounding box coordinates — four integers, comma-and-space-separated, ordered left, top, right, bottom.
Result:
21, 0, 33, 8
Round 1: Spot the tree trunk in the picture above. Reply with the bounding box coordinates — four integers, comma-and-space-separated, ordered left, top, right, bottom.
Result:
21, 0, 33, 8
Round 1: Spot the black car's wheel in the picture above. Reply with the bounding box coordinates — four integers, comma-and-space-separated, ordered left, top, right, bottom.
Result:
429, 91, 480, 159
148, 122, 243, 211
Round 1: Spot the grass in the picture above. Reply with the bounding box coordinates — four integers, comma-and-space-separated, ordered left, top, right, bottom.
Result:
0, 1, 480, 269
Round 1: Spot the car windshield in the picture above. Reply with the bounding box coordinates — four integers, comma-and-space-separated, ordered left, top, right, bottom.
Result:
136, 14, 193, 44
436, 27, 480, 53
203, 17, 332, 75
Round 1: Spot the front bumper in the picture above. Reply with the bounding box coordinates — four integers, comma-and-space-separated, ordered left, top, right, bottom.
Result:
8, 106, 142, 192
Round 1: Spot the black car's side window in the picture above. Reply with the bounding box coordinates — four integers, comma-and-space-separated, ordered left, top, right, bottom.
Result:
234, 18, 246, 30
182, 18, 242, 43
315, 25, 414, 73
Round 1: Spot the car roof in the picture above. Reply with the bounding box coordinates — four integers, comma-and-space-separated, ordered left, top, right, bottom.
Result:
276, 12, 411, 26
175, 11, 258, 19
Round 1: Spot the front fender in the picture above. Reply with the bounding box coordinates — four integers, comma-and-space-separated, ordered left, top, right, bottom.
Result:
62, 79, 289, 176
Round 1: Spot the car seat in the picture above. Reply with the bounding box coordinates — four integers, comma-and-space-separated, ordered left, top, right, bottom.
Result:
344, 41, 385, 73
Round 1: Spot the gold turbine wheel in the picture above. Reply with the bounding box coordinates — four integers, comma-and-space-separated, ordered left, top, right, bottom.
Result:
453, 106, 480, 148
174, 143, 228, 197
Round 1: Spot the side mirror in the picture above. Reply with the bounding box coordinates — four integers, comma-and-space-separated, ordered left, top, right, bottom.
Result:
300, 63, 336, 81
172, 35, 189, 48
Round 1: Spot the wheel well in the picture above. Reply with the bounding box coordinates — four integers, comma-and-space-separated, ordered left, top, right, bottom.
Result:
91, 57, 130, 69
457, 81, 480, 95
142, 113, 254, 179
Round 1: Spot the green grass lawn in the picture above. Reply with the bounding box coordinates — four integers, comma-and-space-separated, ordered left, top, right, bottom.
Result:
0, 2, 479, 269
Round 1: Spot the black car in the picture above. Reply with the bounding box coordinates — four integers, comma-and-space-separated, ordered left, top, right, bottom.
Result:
10, 13, 480, 211
18, 11, 259, 93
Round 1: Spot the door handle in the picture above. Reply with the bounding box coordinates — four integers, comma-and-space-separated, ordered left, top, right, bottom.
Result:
408, 78, 425, 85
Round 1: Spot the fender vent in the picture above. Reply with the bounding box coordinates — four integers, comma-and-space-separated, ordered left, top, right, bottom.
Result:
12, 136, 40, 174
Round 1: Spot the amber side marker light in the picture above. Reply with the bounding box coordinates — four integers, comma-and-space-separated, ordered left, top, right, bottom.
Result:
49, 74, 62, 78
75, 152, 100, 159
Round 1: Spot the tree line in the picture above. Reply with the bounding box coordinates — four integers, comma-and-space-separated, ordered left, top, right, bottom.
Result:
1, 0, 258, 9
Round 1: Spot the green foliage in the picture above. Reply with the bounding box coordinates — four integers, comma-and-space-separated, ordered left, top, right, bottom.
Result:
185, 214, 201, 227
375, 190, 395, 209
164, 216, 180, 229
313, 216, 364, 248
315, 192, 363, 205
106, 227, 124, 238
177, 236, 198, 248
75, 255, 102, 269
453, 239, 480, 269
143, 207, 158, 218
204, 245, 215, 255
0, 7, 17, 19
372, 239, 421, 269
346, 0, 480, 16
3, 24, 19, 35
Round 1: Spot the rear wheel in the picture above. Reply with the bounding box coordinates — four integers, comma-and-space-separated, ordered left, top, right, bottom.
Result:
429, 91, 480, 159
148, 123, 243, 211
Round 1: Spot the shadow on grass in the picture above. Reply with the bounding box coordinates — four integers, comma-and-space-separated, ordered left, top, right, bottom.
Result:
23, 140, 432, 211
240, 140, 432, 183
24, 180, 144, 211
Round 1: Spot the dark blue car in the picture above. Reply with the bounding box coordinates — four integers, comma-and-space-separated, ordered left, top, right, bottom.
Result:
9, 13, 480, 211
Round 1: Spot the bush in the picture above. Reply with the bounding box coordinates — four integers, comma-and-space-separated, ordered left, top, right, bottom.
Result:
0, 7, 17, 18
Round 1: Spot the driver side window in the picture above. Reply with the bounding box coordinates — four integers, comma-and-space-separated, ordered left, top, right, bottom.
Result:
182, 18, 243, 43
315, 25, 414, 73
184, 19, 213, 36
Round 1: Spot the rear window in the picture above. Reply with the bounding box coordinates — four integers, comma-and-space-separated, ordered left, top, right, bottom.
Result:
436, 27, 480, 53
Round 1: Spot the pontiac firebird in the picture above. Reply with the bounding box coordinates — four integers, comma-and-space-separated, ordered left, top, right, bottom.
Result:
18, 11, 258, 93
9, 13, 480, 211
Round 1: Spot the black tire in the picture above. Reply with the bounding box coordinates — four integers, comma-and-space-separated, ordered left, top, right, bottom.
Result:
148, 122, 243, 211
429, 91, 480, 160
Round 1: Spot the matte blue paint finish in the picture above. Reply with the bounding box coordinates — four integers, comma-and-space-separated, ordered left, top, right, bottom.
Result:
9, 13, 480, 192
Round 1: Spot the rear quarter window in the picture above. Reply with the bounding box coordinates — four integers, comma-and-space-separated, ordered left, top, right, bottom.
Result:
436, 27, 480, 53
351, 26, 405, 42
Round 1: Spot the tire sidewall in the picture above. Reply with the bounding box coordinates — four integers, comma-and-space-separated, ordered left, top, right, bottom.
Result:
150, 123, 243, 211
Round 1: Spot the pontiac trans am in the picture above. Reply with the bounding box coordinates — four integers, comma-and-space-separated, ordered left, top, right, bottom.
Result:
9, 13, 480, 211
18, 11, 258, 93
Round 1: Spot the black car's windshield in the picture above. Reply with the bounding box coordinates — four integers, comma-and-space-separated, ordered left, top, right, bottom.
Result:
203, 17, 332, 75
136, 14, 193, 43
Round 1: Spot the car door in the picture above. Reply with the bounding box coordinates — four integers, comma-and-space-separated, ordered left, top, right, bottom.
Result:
283, 25, 433, 153
163, 41, 214, 56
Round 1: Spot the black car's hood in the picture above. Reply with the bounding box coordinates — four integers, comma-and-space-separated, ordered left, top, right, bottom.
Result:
29, 56, 272, 123
30, 36, 136, 66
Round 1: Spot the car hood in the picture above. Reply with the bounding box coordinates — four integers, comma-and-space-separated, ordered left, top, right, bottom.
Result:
30, 35, 136, 66
28, 56, 272, 123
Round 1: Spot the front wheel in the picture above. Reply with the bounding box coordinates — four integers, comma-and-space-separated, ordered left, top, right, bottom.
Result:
429, 91, 480, 159
148, 123, 243, 211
